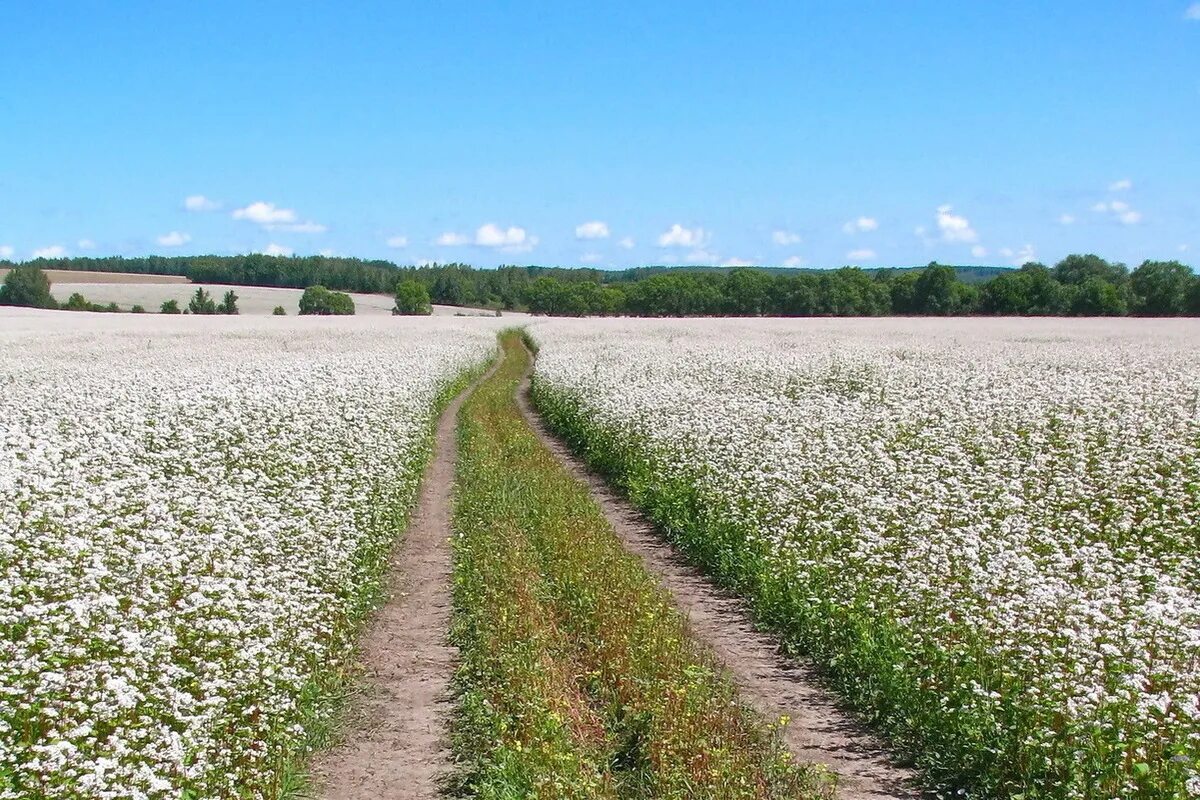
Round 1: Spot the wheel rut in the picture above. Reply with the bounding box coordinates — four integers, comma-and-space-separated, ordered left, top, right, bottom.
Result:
310, 360, 495, 800
514, 345, 920, 800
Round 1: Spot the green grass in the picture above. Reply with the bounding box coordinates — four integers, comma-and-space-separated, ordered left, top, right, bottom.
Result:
448, 332, 828, 799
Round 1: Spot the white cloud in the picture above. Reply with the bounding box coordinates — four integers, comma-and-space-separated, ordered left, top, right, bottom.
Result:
475, 223, 538, 252
971, 245, 988, 259
935, 205, 978, 243
1109, 178, 1133, 192
574, 221, 610, 240
1093, 199, 1142, 225
723, 257, 756, 267
579, 252, 603, 263
1185, 3, 1200, 20
184, 194, 220, 212
617, 236, 635, 249
0, 245, 14, 259
157, 231, 191, 247
842, 216, 878, 234
33, 245, 66, 259
1179, 244, 1190, 253
772, 230, 802, 245
846, 248, 877, 262
234, 201, 296, 225
386, 235, 409, 248
783, 255, 806, 267
318, 248, 338, 257
436, 232, 469, 246
658, 224, 708, 248
232, 201, 326, 233
77, 239, 96, 250
261, 243, 292, 257
1001, 244, 1037, 266
685, 249, 717, 263
1059, 213, 1076, 225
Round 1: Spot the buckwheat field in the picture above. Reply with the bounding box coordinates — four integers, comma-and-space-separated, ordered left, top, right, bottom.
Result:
529, 318, 1200, 799
0, 311, 498, 799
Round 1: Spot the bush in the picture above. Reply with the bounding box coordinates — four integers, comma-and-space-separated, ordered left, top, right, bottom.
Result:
273, 305, 287, 316
64, 292, 92, 311
161, 299, 182, 314
104, 302, 120, 313
130, 305, 146, 314
189, 288, 217, 315
298, 285, 355, 316
392, 280, 432, 315
217, 290, 239, 315
0, 266, 57, 309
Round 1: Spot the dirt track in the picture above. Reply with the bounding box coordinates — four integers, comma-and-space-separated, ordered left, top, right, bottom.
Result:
515, 346, 919, 800
311, 361, 494, 800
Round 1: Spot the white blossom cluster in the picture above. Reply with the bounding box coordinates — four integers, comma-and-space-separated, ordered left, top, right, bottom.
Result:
529, 317, 1200, 798
0, 312, 498, 799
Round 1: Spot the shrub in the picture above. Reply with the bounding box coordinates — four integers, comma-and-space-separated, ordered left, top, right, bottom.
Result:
64, 292, 92, 311
130, 305, 146, 313
161, 299, 182, 314
0, 266, 57, 309
273, 305, 287, 316
299, 285, 355, 316
217, 290, 239, 315
392, 280, 432, 315
189, 288, 217, 315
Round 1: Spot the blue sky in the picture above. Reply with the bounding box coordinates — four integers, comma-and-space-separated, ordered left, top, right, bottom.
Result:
1, 1, 1198, 270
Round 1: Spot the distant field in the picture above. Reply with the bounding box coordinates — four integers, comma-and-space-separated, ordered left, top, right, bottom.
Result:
33, 281, 518, 317
0, 269, 189, 285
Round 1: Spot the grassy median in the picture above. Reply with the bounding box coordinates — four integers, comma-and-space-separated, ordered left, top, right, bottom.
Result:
448, 332, 828, 799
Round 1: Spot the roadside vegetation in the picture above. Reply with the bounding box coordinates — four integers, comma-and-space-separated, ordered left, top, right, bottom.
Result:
449, 332, 828, 799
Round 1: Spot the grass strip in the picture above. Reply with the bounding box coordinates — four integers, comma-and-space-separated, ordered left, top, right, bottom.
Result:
449, 332, 828, 799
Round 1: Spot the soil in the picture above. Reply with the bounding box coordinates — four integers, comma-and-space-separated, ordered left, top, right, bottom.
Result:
515, 349, 920, 800
310, 363, 494, 800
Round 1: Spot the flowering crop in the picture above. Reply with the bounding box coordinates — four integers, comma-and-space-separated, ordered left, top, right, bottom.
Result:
529, 318, 1200, 799
0, 312, 498, 799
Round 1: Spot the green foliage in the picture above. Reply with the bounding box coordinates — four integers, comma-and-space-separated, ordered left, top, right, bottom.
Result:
188, 287, 218, 314
452, 334, 829, 799
392, 280, 432, 315
130, 304, 146, 313
217, 289, 239, 315
1130, 260, 1194, 316
272, 305, 287, 316
0, 266, 57, 309
64, 292, 91, 311
160, 299, 181, 314
298, 285, 355, 316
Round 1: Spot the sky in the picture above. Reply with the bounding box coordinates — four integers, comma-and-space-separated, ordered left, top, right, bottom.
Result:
1, 2, 1198, 270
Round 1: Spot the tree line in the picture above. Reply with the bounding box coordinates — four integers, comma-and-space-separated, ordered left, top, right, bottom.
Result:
3, 253, 1198, 317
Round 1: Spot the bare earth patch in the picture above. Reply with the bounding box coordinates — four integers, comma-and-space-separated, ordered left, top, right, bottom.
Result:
0, 269, 189, 284
516, 347, 920, 800
310, 360, 494, 800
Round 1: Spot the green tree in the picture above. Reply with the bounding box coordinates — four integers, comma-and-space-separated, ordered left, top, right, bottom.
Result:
217, 290, 239, 315
1052, 254, 1128, 286
724, 269, 773, 315
0, 266, 57, 308
299, 285, 355, 315
393, 280, 432, 315
188, 287, 217, 314
160, 299, 182, 314
1071, 276, 1128, 316
64, 292, 92, 311
1130, 260, 1193, 316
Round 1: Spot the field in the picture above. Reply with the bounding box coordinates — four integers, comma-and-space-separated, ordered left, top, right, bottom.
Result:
38, 281, 512, 317
529, 318, 1200, 799
0, 310, 501, 798
3, 309, 1198, 800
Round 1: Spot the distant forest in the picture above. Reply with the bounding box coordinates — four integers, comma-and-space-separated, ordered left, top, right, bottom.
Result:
4, 253, 1199, 317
